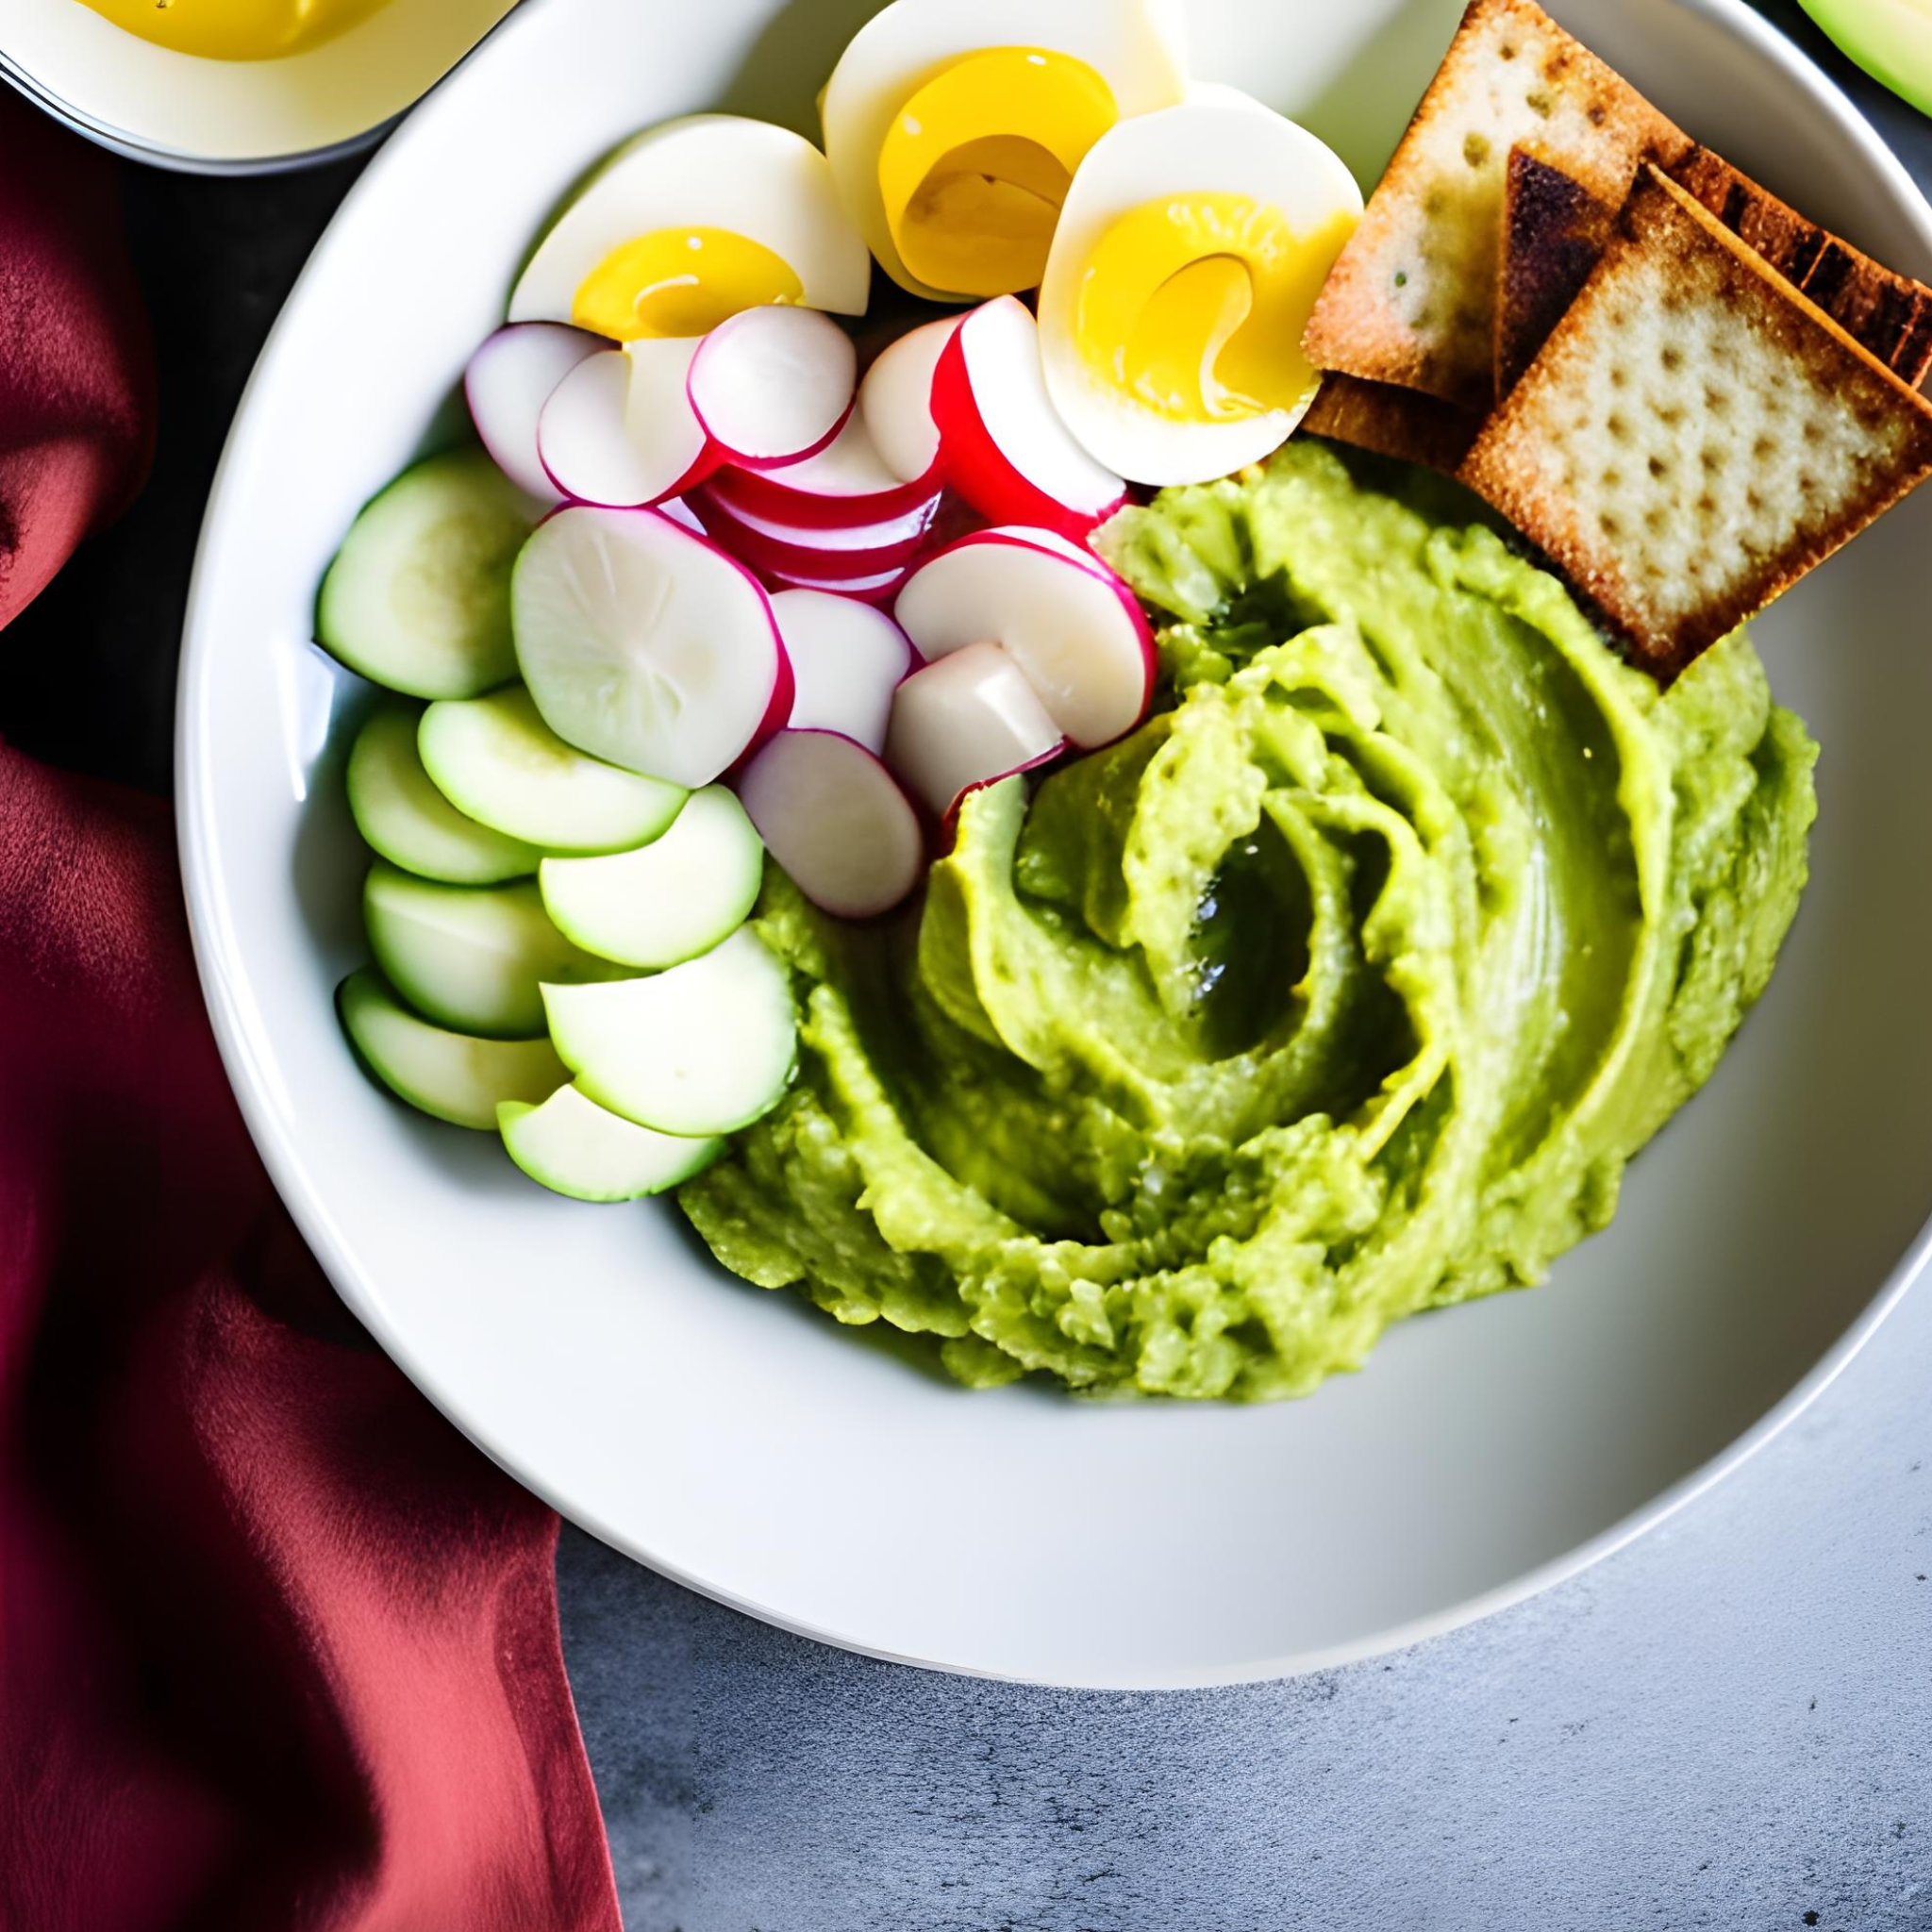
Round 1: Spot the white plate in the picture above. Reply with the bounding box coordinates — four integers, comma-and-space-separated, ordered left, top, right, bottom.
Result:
0, 0, 515, 170
179, 0, 1932, 1688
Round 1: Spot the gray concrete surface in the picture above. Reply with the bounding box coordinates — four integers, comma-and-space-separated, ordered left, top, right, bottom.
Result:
561, 1272, 1932, 1931
556, 8, 1932, 1926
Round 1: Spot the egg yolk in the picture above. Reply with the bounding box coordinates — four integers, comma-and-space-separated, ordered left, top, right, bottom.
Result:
571, 228, 804, 341
876, 48, 1118, 297
1074, 195, 1358, 423
79, 0, 386, 59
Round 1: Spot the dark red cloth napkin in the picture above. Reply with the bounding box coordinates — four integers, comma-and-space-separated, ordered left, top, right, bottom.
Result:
0, 95, 623, 1932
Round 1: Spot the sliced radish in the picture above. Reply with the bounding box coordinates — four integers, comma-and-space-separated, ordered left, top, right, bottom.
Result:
542, 926, 797, 1137
759, 559, 912, 606
736, 729, 924, 920
885, 642, 1065, 819
657, 496, 706, 534
512, 506, 792, 788
539, 343, 712, 508
708, 410, 937, 528
932, 297, 1128, 540
690, 485, 939, 582
858, 316, 958, 487
695, 482, 941, 558
894, 528, 1153, 749
687, 307, 857, 471
465, 323, 602, 504
768, 590, 915, 755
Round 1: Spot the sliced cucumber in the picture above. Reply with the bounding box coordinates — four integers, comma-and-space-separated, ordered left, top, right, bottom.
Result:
539, 785, 763, 969
541, 926, 796, 1136
498, 1082, 723, 1201
316, 448, 535, 699
363, 861, 620, 1039
346, 702, 542, 884
417, 684, 686, 855
338, 968, 566, 1129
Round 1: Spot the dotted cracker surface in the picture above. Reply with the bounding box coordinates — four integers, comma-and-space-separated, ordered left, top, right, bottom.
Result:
1303, 0, 1686, 411
1461, 169, 1932, 674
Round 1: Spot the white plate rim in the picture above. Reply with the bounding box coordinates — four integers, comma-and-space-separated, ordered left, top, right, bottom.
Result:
176, 0, 1932, 1689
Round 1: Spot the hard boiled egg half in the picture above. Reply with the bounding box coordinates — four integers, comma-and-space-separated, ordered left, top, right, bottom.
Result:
1038, 96, 1362, 487
510, 115, 871, 341
820, 0, 1189, 304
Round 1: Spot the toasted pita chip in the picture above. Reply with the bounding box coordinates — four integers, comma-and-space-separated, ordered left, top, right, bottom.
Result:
1298, 375, 1484, 474
1460, 165, 1932, 677
1669, 146, 1932, 387
1495, 145, 1617, 395
1303, 0, 1687, 410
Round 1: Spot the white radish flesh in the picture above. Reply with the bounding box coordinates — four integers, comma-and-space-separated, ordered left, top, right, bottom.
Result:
885, 642, 1064, 818
768, 590, 914, 754
511, 505, 792, 788
694, 483, 940, 558
931, 297, 1127, 539
542, 926, 797, 1137
858, 316, 957, 486
759, 558, 910, 605
690, 487, 937, 582
737, 729, 924, 919
465, 323, 602, 504
894, 529, 1153, 748
687, 306, 857, 470
708, 410, 935, 526
538, 349, 670, 508
540, 786, 764, 970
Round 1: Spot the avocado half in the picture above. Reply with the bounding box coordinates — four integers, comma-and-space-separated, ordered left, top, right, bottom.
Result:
1800, 0, 1932, 120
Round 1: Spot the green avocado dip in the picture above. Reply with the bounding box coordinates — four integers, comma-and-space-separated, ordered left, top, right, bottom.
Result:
680, 441, 1818, 1401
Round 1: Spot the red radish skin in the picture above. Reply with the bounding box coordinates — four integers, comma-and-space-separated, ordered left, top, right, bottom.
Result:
769, 589, 915, 754
885, 641, 1066, 819
697, 482, 942, 556
858, 315, 958, 488
690, 485, 940, 582
894, 527, 1154, 749
758, 559, 912, 605
687, 307, 858, 471
931, 298, 1127, 541
708, 412, 939, 528
539, 343, 716, 508
465, 322, 602, 504
512, 505, 792, 787
736, 729, 924, 919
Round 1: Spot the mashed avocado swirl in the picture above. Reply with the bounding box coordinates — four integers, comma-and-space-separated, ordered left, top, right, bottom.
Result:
681, 442, 1817, 1400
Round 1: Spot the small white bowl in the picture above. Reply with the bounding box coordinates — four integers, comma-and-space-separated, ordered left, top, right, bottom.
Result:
0, 0, 517, 171
179, 0, 1932, 1685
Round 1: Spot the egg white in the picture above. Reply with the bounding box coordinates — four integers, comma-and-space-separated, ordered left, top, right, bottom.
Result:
510, 114, 871, 332
1037, 97, 1363, 487
819, 0, 1189, 304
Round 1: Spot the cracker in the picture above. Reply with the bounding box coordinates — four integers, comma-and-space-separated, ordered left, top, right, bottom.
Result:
1302, 0, 1687, 410
1495, 143, 1618, 395
1670, 146, 1932, 386
1298, 375, 1484, 474
1459, 165, 1932, 676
